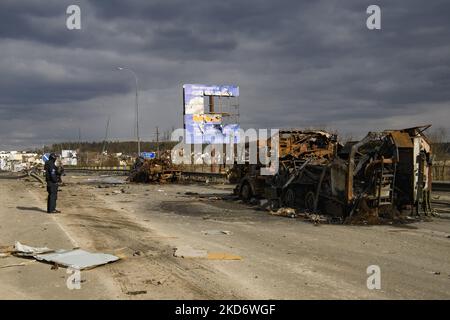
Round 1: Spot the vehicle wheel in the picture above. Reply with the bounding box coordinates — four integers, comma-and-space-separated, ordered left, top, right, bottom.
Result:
283, 188, 296, 208
304, 191, 315, 211
270, 199, 280, 211
240, 183, 252, 202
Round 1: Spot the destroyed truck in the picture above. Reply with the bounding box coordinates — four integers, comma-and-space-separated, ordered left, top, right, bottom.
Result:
233, 126, 433, 221
232, 129, 340, 208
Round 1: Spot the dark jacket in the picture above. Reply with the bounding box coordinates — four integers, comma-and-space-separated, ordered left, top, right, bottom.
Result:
44, 160, 59, 184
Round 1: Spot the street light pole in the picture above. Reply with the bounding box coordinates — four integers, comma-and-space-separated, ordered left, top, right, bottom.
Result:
117, 67, 141, 156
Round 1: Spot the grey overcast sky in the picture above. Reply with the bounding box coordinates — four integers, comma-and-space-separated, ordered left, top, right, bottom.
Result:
0, 0, 449, 149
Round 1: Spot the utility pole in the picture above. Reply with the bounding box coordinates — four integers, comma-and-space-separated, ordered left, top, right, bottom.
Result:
77, 128, 82, 166
102, 116, 111, 155
156, 126, 160, 158
77, 127, 82, 165
100, 116, 111, 167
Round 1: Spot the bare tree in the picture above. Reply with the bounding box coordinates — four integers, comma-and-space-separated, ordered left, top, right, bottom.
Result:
338, 132, 356, 144
428, 127, 449, 160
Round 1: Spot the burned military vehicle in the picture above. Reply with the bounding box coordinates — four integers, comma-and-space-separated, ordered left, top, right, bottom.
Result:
233, 129, 339, 208
129, 152, 182, 183
233, 126, 433, 221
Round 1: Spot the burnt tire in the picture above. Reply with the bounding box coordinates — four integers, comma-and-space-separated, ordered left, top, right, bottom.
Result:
283, 187, 296, 208
304, 191, 315, 211
239, 183, 252, 202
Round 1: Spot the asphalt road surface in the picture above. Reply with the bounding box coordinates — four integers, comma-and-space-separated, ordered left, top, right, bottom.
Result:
1, 173, 449, 299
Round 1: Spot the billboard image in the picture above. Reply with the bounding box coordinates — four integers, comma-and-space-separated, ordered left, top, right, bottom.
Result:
184, 115, 239, 144
183, 84, 240, 144
183, 84, 240, 115
192, 114, 222, 124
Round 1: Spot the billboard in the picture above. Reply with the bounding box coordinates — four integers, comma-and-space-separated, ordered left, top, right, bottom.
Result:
183, 84, 240, 144
183, 84, 239, 115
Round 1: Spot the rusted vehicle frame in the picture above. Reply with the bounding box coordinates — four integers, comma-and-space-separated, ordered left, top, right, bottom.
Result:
233, 125, 434, 221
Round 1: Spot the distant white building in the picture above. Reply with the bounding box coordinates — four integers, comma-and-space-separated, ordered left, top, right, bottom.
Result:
0, 158, 7, 171
61, 150, 78, 166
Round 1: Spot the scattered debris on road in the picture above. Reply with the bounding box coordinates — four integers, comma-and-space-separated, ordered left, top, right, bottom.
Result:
269, 207, 330, 225
36, 249, 119, 270
13, 241, 53, 257
201, 230, 232, 235
126, 290, 147, 296
270, 207, 297, 218
87, 177, 126, 185
0, 245, 14, 258
4, 242, 119, 270
0, 261, 36, 269
173, 246, 207, 259
174, 245, 242, 260
207, 253, 242, 260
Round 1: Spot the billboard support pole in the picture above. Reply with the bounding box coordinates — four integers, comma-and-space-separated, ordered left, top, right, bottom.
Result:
209, 95, 215, 173
156, 126, 160, 159
209, 96, 215, 113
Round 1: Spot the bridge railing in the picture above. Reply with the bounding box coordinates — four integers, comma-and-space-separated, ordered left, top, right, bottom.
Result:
432, 160, 450, 181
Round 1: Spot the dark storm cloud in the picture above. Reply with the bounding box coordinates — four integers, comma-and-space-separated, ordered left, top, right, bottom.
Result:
0, 0, 78, 44
0, 0, 449, 149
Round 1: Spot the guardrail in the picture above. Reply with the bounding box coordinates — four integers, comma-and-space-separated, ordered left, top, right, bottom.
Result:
65, 166, 131, 170
63, 167, 229, 181
432, 181, 450, 192
61, 166, 450, 190
64, 166, 131, 175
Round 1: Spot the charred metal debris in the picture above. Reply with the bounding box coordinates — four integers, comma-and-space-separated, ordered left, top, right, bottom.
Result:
233, 126, 435, 224
128, 151, 181, 183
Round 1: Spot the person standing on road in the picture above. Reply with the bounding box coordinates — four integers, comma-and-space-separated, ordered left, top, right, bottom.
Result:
44, 153, 61, 214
